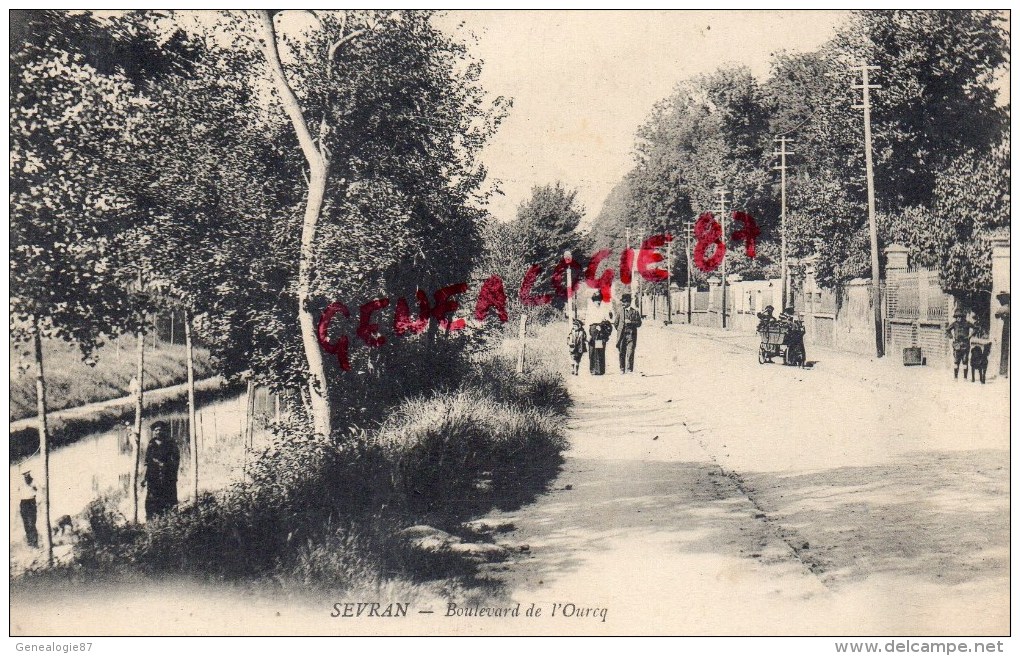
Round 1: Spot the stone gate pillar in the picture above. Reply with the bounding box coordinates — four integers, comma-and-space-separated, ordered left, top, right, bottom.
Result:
988, 236, 1010, 380
707, 276, 722, 328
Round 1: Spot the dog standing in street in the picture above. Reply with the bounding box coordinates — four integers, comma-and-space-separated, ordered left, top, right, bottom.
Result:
970, 339, 991, 384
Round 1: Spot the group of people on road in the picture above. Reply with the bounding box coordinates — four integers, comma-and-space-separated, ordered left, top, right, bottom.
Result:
16, 421, 180, 549
754, 304, 799, 333
568, 291, 643, 376
944, 294, 1011, 385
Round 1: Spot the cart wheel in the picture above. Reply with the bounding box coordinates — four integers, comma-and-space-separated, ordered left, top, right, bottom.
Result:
781, 347, 790, 366
758, 346, 767, 364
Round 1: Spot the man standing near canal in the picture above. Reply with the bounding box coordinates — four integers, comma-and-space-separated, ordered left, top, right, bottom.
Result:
142, 421, 180, 520
18, 466, 38, 548
615, 293, 642, 374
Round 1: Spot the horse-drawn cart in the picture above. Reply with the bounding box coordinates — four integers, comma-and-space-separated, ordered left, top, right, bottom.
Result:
757, 322, 806, 366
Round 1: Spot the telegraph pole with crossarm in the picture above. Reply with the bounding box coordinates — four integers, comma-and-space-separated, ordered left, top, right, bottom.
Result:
684, 221, 694, 324
773, 136, 794, 310
852, 63, 883, 358
716, 187, 730, 329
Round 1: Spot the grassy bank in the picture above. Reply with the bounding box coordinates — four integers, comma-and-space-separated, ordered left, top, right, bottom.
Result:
10, 335, 215, 422
22, 322, 573, 598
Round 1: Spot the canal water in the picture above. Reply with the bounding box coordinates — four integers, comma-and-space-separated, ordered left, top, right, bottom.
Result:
9, 387, 280, 546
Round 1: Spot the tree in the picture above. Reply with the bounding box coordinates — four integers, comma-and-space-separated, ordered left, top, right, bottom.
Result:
10, 10, 180, 554
779, 10, 1009, 288
832, 10, 1009, 209
511, 182, 586, 268
249, 10, 504, 427
883, 134, 1010, 314
617, 67, 778, 285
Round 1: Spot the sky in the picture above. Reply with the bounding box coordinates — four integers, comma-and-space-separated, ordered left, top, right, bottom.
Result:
434, 10, 849, 225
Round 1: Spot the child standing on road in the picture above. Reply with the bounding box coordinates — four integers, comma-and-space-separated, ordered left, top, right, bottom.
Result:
946, 310, 976, 380
568, 319, 587, 375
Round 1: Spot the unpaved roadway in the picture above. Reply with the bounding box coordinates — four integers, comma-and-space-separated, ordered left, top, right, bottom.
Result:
464, 322, 1009, 635
10, 323, 1009, 636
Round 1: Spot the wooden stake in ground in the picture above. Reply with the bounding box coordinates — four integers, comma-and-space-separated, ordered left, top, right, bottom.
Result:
32, 318, 54, 565
185, 309, 198, 503
247, 381, 256, 451
243, 380, 255, 479
517, 314, 529, 374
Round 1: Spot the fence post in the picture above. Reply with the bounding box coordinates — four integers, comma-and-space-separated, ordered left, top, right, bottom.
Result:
516, 314, 529, 374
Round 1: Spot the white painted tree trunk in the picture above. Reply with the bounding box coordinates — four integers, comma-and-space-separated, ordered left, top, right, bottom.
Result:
32, 321, 53, 565
256, 10, 332, 438
185, 309, 198, 502
131, 325, 145, 524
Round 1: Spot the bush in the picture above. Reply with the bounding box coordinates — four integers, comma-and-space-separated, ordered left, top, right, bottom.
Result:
378, 390, 566, 511
74, 496, 141, 570
71, 342, 571, 587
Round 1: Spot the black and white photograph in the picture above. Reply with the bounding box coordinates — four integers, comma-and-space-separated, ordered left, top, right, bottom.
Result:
7, 7, 1012, 645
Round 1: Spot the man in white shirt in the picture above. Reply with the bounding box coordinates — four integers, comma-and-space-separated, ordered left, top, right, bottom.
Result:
18, 467, 39, 548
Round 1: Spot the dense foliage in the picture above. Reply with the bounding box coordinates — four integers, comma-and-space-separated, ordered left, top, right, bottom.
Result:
11, 9, 511, 436
591, 10, 1009, 294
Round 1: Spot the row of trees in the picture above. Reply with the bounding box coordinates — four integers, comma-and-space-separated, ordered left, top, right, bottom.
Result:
590, 10, 1009, 302
11, 10, 507, 562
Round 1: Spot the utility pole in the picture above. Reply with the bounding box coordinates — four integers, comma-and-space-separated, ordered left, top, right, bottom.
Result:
716, 187, 730, 329
564, 249, 576, 322
626, 226, 638, 305
773, 136, 794, 310
685, 221, 694, 324
664, 224, 673, 323
843, 62, 884, 358
625, 225, 630, 301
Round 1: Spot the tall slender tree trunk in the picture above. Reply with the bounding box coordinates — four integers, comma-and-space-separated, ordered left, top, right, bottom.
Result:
32, 319, 54, 566
131, 324, 145, 524
256, 10, 333, 438
245, 379, 256, 450
185, 309, 198, 502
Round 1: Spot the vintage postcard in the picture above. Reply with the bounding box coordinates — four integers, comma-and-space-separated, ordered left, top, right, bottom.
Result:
8, 8, 1012, 646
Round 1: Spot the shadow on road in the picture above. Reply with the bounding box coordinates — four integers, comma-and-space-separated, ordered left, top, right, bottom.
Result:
738, 448, 1009, 588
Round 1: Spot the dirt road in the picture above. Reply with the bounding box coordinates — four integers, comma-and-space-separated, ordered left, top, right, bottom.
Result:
462, 322, 1009, 635
10, 323, 1008, 636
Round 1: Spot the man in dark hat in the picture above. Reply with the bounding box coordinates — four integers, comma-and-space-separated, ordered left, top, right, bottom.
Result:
756, 305, 776, 331
995, 291, 1009, 378
142, 421, 180, 520
615, 292, 642, 374
946, 310, 976, 380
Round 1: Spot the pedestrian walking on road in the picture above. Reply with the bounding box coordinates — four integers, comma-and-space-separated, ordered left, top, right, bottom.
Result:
142, 421, 180, 520
18, 467, 38, 548
946, 310, 976, 380
587, 292, 613, 376
615, 293, 642, 374
568, 318, 587, 375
